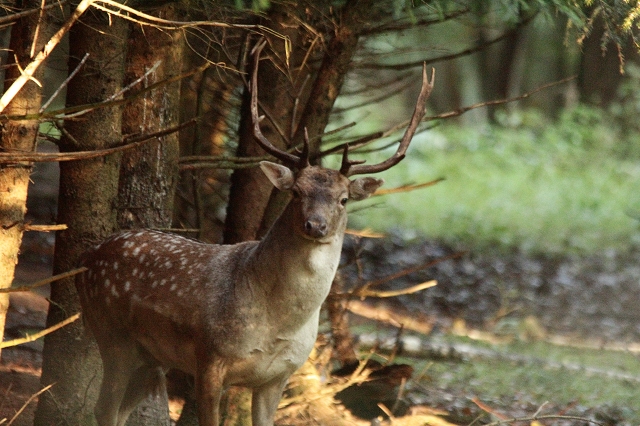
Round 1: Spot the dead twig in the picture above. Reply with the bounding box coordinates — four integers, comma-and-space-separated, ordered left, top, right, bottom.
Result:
0, 313, 80, 349
0, 267, 87, 294
427, 76, 576, 122
0, 1, 68, 26
354, 280, 437, 299
374, 178, 445, 196
0, 118, 197, 164
39, 53, 89, 113
352, 251, 465, 298
6, 384, 54, 426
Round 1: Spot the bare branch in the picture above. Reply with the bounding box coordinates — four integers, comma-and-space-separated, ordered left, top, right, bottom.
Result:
0, 0, 68, 26
354, 280, 437, 299
39, 52, 89, 113
0, 118, 197, 163
7, 384, 54, 426
0, 0, 94, 113
356, 13, 536, 72
427, 75, 576, 122
360, 6, 470, 36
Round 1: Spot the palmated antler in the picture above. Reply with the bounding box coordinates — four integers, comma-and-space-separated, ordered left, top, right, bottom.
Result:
250, 40, 310, 170
340, 64, 435, 177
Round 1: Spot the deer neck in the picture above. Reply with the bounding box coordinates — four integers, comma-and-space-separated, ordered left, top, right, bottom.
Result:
250, 201, 344, 299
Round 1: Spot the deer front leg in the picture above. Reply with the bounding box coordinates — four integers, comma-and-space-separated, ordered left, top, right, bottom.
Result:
195, 359, 226, 426
251, 376, 289, 426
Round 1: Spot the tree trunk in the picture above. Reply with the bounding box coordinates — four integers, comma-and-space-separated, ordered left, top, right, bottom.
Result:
116, 5, 183, 425
578, 13, 639, 106
223, 3, 310, 244
118, 5, 182, 231
0, 0, 47, 360
34, 12, 129, 426
174, 30, 238, 243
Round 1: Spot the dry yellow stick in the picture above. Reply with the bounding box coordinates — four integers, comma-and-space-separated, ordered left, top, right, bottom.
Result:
355, 280, 437, 298
7, 384, 54, 426
0, 267, 87, 294
0, 313, 80, 349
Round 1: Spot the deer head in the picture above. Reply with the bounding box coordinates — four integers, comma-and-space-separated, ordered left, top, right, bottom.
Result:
249, 40, 435, 243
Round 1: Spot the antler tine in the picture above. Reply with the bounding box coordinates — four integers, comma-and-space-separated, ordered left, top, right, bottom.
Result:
339, 144, 365, 175
250, 39, 303, 168
342, 63, 435, 177
298, 128, 310, 168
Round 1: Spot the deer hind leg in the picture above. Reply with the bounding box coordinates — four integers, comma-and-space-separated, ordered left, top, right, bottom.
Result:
94, 353, 141, 426
116, 364, 169, 426
195, 358, 226, 426
251, 376, 289, 426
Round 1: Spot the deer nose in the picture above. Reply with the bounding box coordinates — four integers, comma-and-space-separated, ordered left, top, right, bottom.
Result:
304, 218, 328, 239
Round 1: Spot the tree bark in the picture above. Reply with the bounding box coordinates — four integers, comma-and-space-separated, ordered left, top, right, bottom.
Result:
0, 0, 47, 360
118, 5, 182, 231
34, 11, 128, 426
115, 5, 184, 425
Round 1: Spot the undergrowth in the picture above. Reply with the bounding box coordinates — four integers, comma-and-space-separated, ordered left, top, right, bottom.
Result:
346, 105, 640, 256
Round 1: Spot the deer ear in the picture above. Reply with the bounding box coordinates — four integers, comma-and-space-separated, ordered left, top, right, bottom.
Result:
260, 161, 295, 191
349, 177, 384, 201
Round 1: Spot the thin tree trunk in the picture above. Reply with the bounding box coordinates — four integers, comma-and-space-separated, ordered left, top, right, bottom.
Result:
0, 0, 47, 360
175, 31, 237, 242
578, 13, 639, 106
34, 11, 129, 426
117, 5, 183, 425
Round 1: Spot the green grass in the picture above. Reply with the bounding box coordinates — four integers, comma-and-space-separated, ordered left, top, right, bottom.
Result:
345, 107, 640, 255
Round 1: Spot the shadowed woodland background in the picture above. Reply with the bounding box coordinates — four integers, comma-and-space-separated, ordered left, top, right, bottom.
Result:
2, 0, 640, 425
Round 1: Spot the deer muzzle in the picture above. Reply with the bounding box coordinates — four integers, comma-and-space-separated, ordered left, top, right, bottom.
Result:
304, 216, 328, 240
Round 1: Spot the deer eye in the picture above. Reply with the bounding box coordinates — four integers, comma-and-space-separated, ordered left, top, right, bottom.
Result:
340, 197, 348, 206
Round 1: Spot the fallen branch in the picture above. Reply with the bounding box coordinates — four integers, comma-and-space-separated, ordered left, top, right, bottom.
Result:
0, 312, 80, 349
353, 251, 465, 297
21, 223, 67, 232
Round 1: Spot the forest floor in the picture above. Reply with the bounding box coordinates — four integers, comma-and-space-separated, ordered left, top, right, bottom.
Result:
3, 234, 640, 425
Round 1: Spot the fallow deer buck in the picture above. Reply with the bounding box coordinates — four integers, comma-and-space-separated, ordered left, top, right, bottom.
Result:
75, 42, 434, 426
